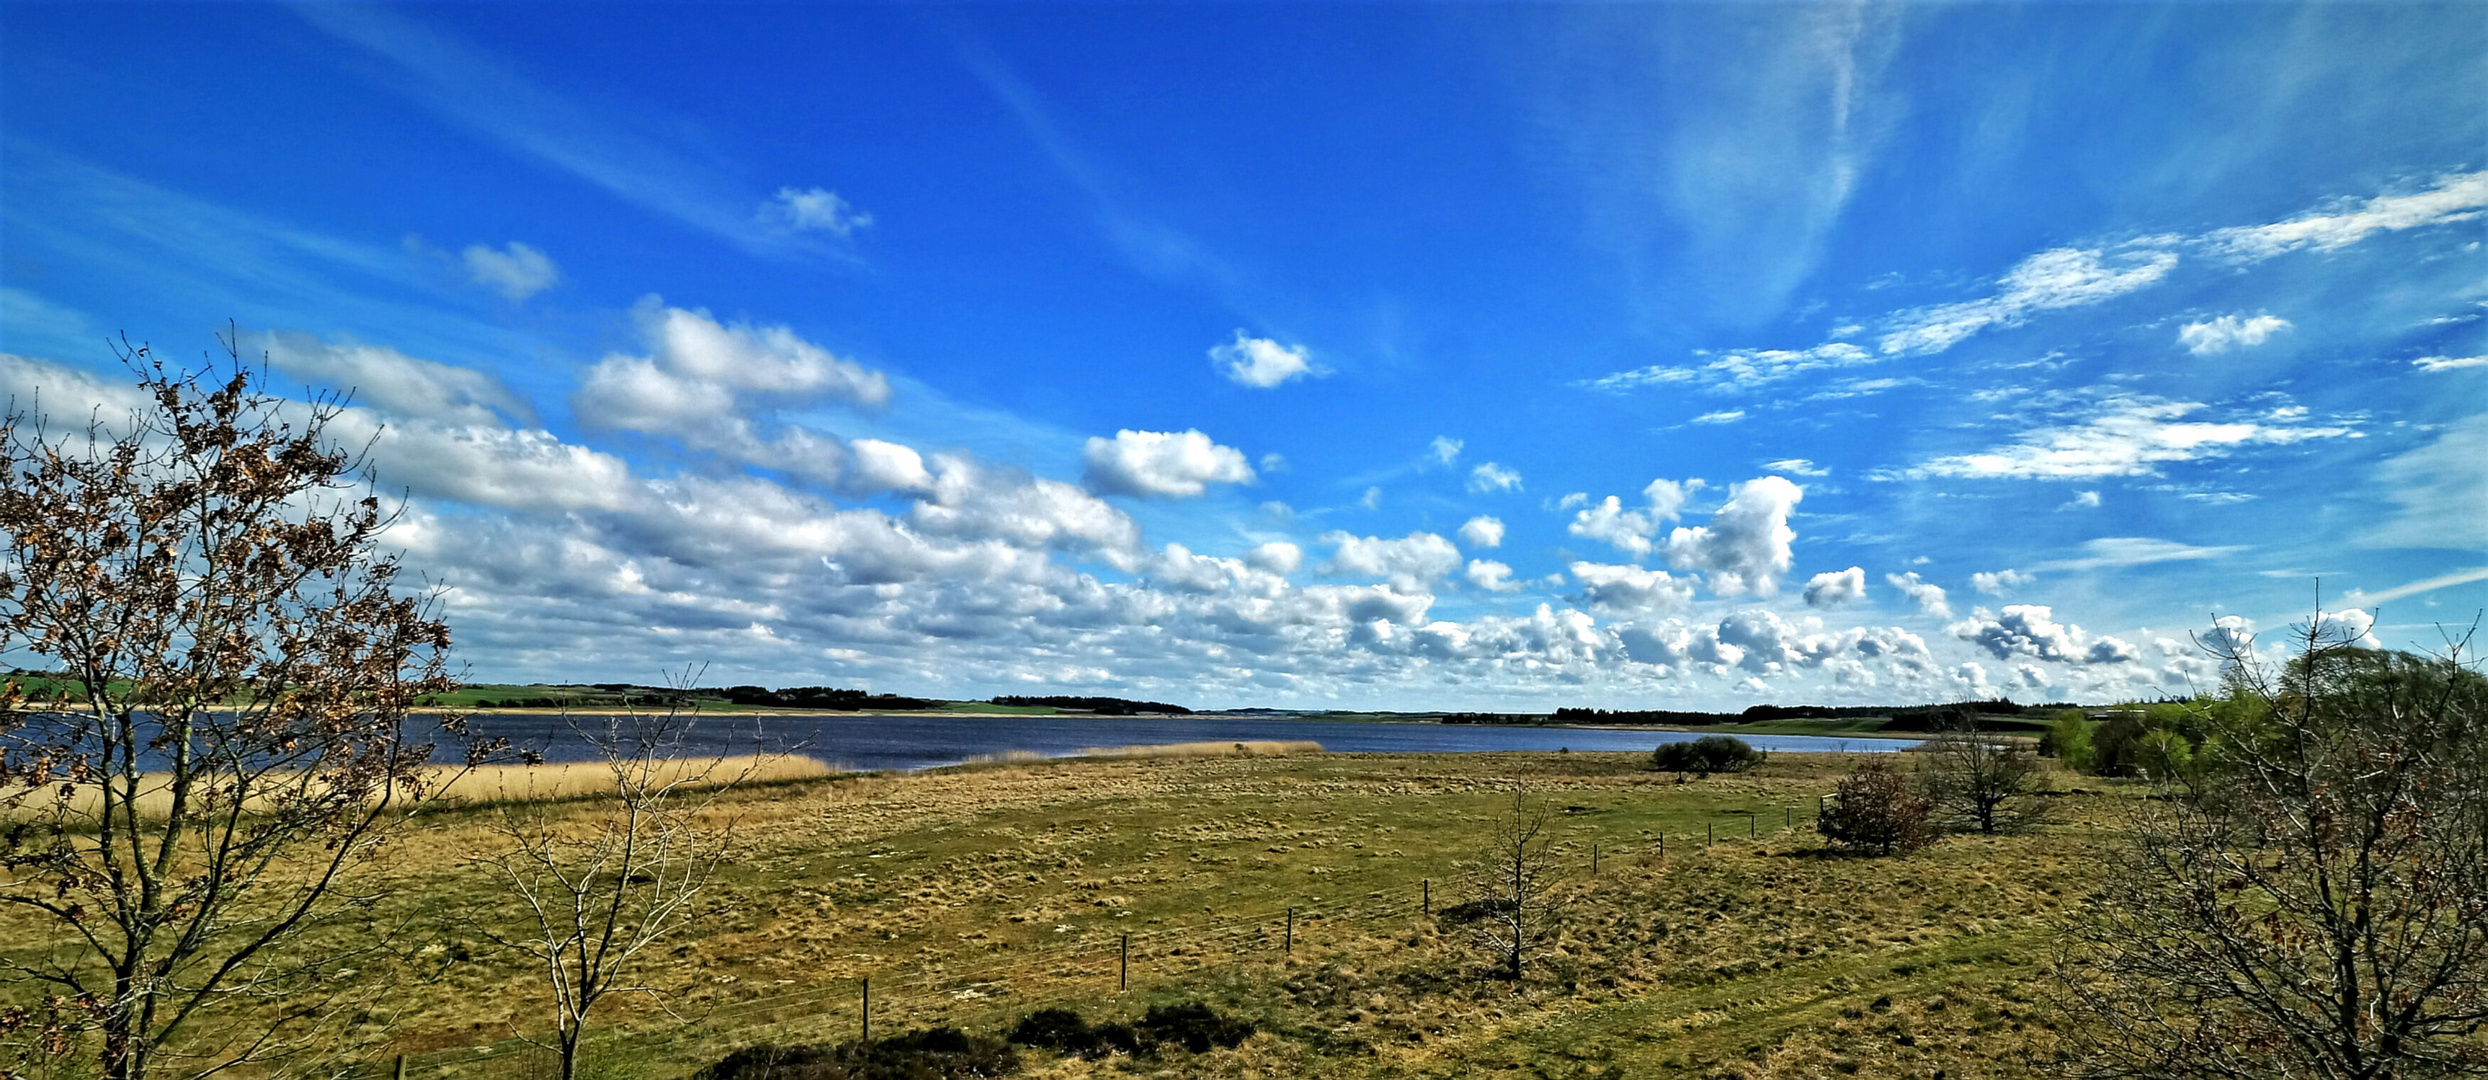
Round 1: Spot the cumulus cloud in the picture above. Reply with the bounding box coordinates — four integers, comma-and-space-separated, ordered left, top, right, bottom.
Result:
1429, 436, 1463, 465
1081, 429, 1255, 498
1948, 604, 2131, 665
1663, 476, 1802, 596
1884, 571, 1951, 617
2203, 170, 2488, 261
761, 186, 874, 236
1568, 496, 1656, 558
2178, 314, 2291, 355
462, 241, 560, 301
1802, 566, 1866, 607
1971, 568, 2034, 594
1906, 394, 2354, 479
1210, 330, 1317, 388
2062, 490, 2102, 510
1459, 515, 1505, 549
1468, 462, 1522, 494
1763, 458, 1827, 476
1320, 531, 1462, 592
1466, 559, 1521, 592
1570, 562, 1694, 612
1246, 541, 1303, 575
575, 303, 893, 472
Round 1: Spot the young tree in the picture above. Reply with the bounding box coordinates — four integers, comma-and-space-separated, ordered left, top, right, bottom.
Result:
1466, 790, 1565, 981
2058, 614, 2488, 1078
1919, 715, 2045, 834
474, 694, 760, 1080
2039, 708, 2094, 771
1816, 760, 1937, 856
0, 341, 476, 1080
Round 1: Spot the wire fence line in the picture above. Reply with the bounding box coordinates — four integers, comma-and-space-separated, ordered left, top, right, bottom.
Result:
373, 804, 1825, 1080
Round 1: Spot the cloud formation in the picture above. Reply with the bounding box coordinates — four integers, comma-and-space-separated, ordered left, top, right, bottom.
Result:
1663, 476, 1802, 596
1459, 515, 1505, 549
1081, 428, 1255, 497
2178, 314, 2291, 355
2203, 171, 2488, 261
1210, 331, 1317, 388
1906, 394, 2353, 480
1468, 462, 1523, 493
762, 186, 874, 236
462, 241, 560, 301
1884, 571, 1951, 617
1802, 566, 1866, 606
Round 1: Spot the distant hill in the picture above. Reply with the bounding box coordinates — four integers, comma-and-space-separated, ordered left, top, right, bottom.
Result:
989, 695, 1192, 715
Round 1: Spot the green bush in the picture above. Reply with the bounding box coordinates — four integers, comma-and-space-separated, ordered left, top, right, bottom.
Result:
1650, 735, 1766, 775
1816, 761, 1937, 856
2039, 708, 2094, 771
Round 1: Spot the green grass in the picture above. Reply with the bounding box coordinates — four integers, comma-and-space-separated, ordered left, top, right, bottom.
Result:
0, 751, 2110, 1080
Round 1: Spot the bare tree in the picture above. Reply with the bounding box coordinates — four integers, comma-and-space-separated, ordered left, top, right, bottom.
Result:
473, 688, 762, 1080
2056, 613, 2488, 1079
1919, 715, 2045, 834
0, 340, 478, 1080
1466, 790, 1565, 982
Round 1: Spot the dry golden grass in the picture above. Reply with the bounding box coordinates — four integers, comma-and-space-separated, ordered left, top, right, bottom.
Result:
423, 755, 835, 805
0, 750, 2116, 1080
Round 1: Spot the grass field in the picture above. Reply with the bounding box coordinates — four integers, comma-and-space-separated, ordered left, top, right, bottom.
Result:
0, 749, 2112, 1079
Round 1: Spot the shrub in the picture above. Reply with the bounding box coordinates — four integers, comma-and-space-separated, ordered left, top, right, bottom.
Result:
1002, 1002, 1251, 1059
1650, 735, 1766, 776
2038, 708, 2093, 770
695, 1029, 1019, 1080
1816, 761, 1937, 856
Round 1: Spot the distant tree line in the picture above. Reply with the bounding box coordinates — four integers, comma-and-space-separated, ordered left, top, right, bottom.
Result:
717, 685, 941, 710
990, 695, 1192, 715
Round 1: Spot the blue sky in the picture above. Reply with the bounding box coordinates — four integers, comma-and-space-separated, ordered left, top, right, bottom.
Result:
2, 2, 2481, 709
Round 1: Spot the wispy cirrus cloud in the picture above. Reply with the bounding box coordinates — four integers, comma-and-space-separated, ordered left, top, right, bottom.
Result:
1577, 171, 2488, 395
1897, 394, 2355, 480
294, 4, 859, 258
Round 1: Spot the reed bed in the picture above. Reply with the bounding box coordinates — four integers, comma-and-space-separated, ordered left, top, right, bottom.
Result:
0, 755, 835, 821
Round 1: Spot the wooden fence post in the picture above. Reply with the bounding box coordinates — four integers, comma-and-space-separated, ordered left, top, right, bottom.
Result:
1422, 879, 1429, 915
1285, 907, 1295, 953
862, 977, 871, 1042
393, 1055, 406, 1080
1120, 934, 1129, 991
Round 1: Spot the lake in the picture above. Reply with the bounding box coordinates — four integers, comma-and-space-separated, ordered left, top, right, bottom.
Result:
462, 712, 1914, 773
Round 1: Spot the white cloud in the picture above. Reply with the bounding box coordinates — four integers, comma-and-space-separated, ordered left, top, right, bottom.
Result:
2037, 537, 2243, 571
1970, 568, 2034, 594
258, 331, 530, 425
1568, 496, 1656, 558
1321, 531, 1463, 593
1429, 436, 1463, 465
762, 186, 874, 236
1908, 394, 2354, 479
2178, 314, 2291, 355
1949, 603, 2132, 665
461, 241, 560, 301
1210, 330, 1317, 388
1468, 462, 1523, 494
1081, 428, 1255, 498
1459, 515, 1505, 549
2412, 355, 2487, 372
1246, 541, 1303, 575
1569, 562, 1694, 612
2203, 171, 2488, 261
1691, 409, 1747, 425
2303, 609, 2383, 650
1763, 458, 1828, 477
1360, 486, 1383, 509
1802, 566, 1866, 607
1884, 571, 1951, 617
1466, 559, 1521, 592
1877, 245, 2180, 357
1642, 477, 1697, 521
1663, 476, 1802, 596
844, 438, 935, 495
2062, 490, 2102, 510
2339, 567, 2488, 608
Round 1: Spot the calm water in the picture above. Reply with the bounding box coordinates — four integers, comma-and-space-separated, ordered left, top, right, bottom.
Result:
461, 712, 1913, 773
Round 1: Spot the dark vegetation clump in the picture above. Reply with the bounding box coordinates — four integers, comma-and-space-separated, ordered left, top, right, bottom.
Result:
1003, 1002, 1252, 1058
988, 695, 1191, 715
695, 1029, 1019, 1080
718, 686, 940, 711
1816, 761, 1938, 856
1650, 735, 1767, 775
1433, 897, 1518, 924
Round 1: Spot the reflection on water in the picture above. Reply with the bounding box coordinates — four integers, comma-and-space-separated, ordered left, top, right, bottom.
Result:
457, 712, 1914, 773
